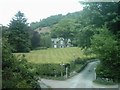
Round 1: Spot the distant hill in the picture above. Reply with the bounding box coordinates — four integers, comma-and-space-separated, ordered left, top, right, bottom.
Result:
30, 14, 63, 30
30, 11, 81, 30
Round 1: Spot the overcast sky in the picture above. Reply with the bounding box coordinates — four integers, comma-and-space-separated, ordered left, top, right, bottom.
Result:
0, 0, 83, 26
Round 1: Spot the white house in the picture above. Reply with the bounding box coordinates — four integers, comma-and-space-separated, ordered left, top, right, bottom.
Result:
51, 38, 72, 48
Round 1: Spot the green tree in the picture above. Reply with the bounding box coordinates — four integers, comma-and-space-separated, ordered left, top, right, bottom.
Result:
73, 25, 95, 48
80, 2, 120, 34
2, 37, 40, 88
31, 31, 41, 49
8, 11, 31, 52
51, 18, 77, 39
91, 27, 120, 85
40, 33, 51, 48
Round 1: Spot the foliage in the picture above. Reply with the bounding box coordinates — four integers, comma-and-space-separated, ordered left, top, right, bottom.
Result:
29, 58, 91, 79
91, 27, 120, 82
30, 14, 63, 30
72, 2, 119, 48
34, 63, 65, 77
73, 25, 95, 48
81, 2, 120, 34
8, 11, 31, 52
30, 11, 82, 30
30, 21, 40, 30
2, 37, 40, 88
51, 18, 77, 39
31, 31, 41, 49
40, 33, 51, 48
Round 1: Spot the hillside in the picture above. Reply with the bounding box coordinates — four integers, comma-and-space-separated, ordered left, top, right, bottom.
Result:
15, 47, 95, 64
34, 27, 51, 34
30, 11, 81, 30
30, 14, 64, 30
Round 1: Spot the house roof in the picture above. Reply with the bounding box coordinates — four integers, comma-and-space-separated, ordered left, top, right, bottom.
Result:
51, 38, 64, 41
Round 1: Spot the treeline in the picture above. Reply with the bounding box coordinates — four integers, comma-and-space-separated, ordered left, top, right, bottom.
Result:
30, 11, 82, 30
30, 14, 63, 30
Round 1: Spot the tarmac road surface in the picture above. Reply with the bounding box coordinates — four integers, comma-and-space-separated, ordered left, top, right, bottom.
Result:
39, 61, 118, 88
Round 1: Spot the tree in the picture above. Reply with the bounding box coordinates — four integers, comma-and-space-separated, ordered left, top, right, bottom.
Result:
91, 27, 120, 86
2, 31, 40, 88
73, 25, 95, 48
79, 2, 120, 88
80, 2, 120, 34
31, 31, 40, 49
8, 11, 31, 52
40, 33, 51, 48
51, 18, 77, 39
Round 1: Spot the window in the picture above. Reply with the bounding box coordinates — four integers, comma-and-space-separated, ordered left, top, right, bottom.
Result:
52, 41, 54, 43
54, 45, 57, 48
60, 40, 63, 44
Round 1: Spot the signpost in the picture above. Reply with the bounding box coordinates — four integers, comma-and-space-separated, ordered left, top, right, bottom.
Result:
60, 63, 65, 77
65, 67, 68, 78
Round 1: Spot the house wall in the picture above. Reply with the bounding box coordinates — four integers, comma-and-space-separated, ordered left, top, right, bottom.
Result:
51, 38, 72, 48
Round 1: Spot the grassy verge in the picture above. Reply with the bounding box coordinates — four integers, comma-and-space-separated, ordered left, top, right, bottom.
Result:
93, 78, 117, 85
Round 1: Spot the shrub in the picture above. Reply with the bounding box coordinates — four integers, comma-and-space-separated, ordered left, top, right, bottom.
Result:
2, 39, 40, 88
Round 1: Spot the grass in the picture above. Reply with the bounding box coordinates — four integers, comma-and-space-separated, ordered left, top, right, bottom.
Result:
15, 47, 95, 64
14, 47, 96, 80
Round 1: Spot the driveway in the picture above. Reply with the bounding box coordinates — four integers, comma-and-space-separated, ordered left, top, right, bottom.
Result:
39, 61, 118, 88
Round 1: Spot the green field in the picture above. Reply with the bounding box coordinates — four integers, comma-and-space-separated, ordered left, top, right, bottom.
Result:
15, 47, 94, 64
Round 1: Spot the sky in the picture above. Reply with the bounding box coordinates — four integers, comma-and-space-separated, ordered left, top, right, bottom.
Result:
0, 0, 83, 26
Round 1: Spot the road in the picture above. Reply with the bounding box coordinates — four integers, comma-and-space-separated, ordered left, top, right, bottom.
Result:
39, 61, 118, 88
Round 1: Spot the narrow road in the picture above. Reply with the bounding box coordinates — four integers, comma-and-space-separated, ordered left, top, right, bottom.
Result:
39, 61, 118, 88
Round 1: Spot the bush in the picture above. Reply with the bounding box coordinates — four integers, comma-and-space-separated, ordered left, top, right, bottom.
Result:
34, 47, 48, 50
34, 63, 66, 77
74, 57, 86, 64
2, 39, 40, 88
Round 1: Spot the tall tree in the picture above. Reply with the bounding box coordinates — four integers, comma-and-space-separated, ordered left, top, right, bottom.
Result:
80, 2, 120, 34
91, 27, 120, 87
40, 33, 51, 48
8, 11, 31, 52
2, 27, 40, 88
51, 18, 77, 39
73, 25, 95, 48
31, 31, 40, 49
80, 2, 120, 87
